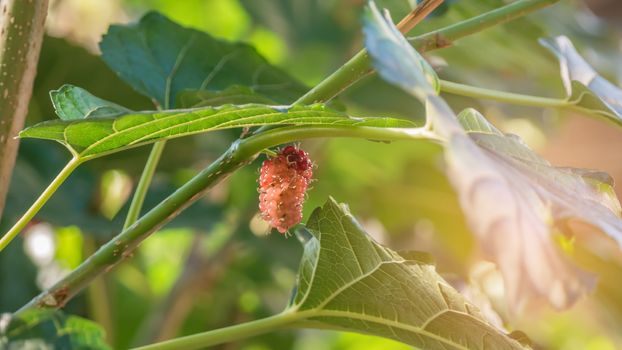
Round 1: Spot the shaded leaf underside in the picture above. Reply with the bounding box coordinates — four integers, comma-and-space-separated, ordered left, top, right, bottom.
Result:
290, 198, 527, 350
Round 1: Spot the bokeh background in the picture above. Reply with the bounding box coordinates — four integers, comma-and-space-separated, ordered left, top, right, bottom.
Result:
2, 0, 622, 349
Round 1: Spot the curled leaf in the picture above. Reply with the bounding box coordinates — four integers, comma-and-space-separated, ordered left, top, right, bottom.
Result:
363, 2, 439, 101
50, 84, 131, 120
540, 35, 622, 124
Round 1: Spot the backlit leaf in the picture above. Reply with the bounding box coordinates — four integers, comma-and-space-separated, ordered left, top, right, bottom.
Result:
363, 2, 622, 311
442, 107, 622, 310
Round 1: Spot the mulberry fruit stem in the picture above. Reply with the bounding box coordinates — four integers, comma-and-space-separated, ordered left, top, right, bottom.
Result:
260, 149, 278, 157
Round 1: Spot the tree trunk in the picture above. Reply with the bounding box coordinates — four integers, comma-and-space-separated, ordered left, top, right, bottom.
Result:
0, 0, 49, 219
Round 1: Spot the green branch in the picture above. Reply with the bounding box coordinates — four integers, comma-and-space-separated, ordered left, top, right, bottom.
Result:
440, 79, 569, 108
292, 0, 444, 105
296, 50, 372, 105
0, 157, 81, 251
296, 0, 561, 104
14, 0, 559, 313
411, 0, 561, 51
14, 125, 434, 316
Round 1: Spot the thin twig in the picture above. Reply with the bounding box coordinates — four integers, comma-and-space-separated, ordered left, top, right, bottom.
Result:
396, 0, 444, 34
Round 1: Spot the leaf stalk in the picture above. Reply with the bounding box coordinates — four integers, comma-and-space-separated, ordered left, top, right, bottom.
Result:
132, 311, 301, 350
0, 157, 82, 251
440, 79, 569, 108
123, 140, 168, 229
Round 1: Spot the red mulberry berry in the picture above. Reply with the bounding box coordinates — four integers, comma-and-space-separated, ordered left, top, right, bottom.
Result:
258, 146, 313, 234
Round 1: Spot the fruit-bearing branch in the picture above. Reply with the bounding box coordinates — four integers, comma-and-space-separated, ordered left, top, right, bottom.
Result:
15, 0, 560, 316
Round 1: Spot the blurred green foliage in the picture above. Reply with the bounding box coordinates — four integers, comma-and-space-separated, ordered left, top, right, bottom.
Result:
1, 310, 110, 349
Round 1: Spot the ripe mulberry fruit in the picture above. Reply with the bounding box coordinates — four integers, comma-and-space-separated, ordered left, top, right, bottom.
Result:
258, 146, 313, 234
